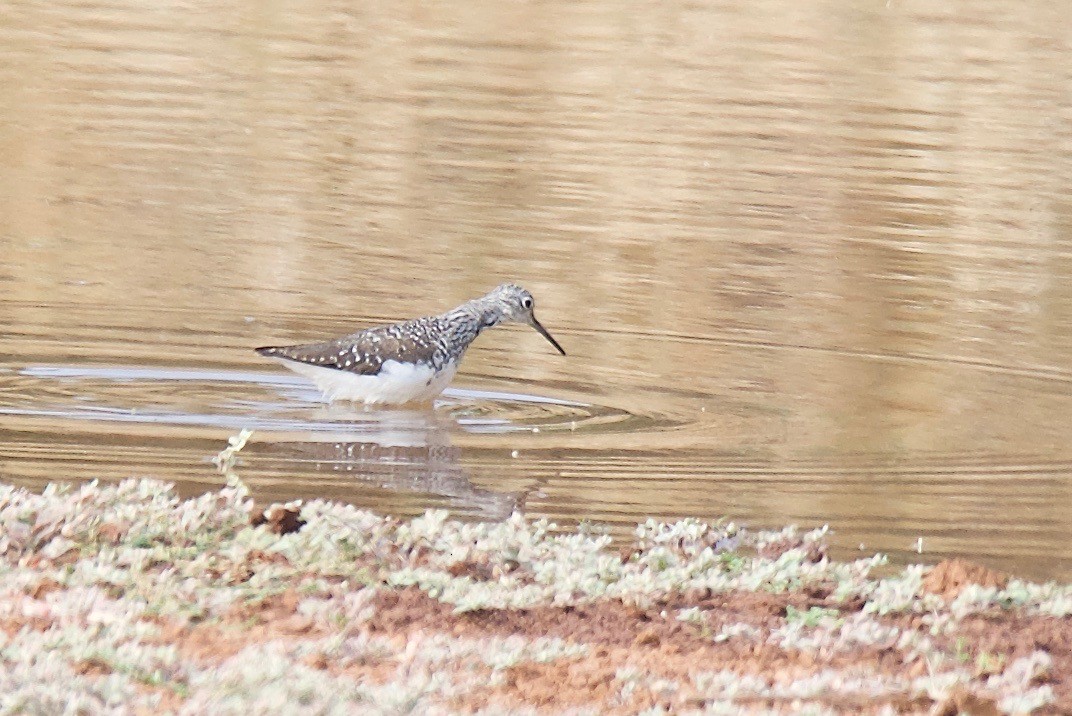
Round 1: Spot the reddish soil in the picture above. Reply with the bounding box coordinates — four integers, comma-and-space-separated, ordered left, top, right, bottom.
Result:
112, 564, 1069, 714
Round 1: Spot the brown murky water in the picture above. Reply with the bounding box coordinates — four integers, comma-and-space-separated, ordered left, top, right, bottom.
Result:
2, 0, 1072, 578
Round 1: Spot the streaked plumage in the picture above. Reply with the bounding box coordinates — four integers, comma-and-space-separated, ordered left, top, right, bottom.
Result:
256, 284, 565, 404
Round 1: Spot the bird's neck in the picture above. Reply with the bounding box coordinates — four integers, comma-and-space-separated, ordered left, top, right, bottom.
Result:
442, 299, 502, 347
466, 296, 505, 327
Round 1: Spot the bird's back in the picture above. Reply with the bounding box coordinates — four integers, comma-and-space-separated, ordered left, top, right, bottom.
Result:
255, 316, 443, 376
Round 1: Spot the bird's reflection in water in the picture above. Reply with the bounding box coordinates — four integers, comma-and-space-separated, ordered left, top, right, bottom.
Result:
250, 405, 524, 520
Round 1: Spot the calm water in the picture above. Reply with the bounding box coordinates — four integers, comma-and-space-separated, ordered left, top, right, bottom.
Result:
2, 0, 1072, 578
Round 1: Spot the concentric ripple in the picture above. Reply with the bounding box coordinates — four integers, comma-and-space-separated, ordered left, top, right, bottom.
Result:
5, 364, 649, 436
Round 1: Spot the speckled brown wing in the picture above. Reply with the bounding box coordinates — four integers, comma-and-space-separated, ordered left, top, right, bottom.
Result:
255, 318, 440, 376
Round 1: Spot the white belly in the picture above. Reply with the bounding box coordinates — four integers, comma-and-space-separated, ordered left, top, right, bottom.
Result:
274, 358, 459, 405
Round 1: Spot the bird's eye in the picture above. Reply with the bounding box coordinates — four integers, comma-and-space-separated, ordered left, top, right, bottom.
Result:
522, 297, 533, 309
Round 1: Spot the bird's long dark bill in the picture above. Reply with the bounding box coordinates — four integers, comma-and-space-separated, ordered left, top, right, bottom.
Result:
530, 317, 566, 355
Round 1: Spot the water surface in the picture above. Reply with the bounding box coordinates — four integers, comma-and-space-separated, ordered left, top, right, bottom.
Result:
2, 0, 1072, 578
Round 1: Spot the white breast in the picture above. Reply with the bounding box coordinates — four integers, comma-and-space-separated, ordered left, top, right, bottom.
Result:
273, 358, 459, 405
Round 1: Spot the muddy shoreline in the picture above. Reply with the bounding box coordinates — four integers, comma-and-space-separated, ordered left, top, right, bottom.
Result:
0, 457, 1068, 715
